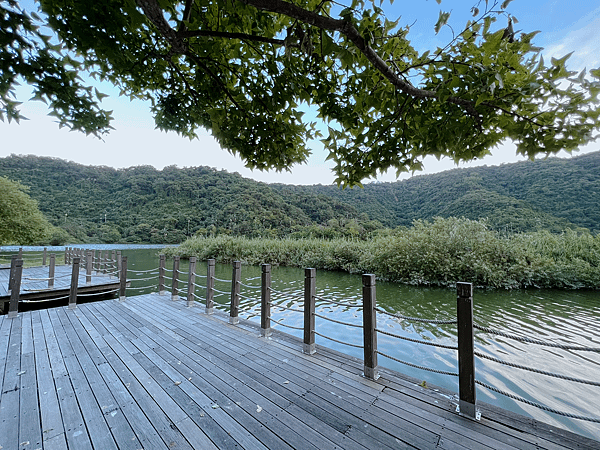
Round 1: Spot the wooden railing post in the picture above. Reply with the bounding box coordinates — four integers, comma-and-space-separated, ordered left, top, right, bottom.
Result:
99, 250, 105, 274
303, 268, 316, 354
261, 264, 271, 337
362, 274, 379, 380
8, 259, 23, 318
229, 261, 241, 325
18, 247, 23, 260
68, 257, 80, 310
457, 282, 478, 420
86, 251, 93, 284
65, 247, 69, 265
8, 254, 18, 291
158, 254, 166, 295
187, 257, 197, 307
48, 254, 56, 289
171, 256, 180, 300
206, 259, 215, 314
116, 251, 122, 278
119, 256, 128, 302
111, 250, 116, 273
103, 250, 109, 274
43, 247, 47, 266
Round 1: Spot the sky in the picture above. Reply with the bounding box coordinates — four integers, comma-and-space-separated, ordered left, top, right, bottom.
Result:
1, 0, 599, 185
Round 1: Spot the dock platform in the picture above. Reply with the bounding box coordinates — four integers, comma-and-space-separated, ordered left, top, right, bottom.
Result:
0, 293, 597, 449
0, 265, 119, 312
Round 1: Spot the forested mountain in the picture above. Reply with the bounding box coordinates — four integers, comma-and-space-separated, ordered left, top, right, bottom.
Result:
0, 152, 599, 244
0, 155, 374, 244
274, 151, 600, 233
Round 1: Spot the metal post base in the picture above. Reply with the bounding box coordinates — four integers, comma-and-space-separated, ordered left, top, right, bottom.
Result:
68, 304, 77, 310
119, 296, 127, 303
303, 343, 316, 355
8, 310, 18, 319
186, 301, 195, 307
229, 317, 239, 325
171, 295, 178, 301
205, 307, 214, 315
456, 401, 481, 421
261, 328, 271, 338
364, 365, 380, 380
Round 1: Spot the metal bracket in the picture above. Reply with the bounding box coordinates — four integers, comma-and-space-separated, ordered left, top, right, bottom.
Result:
456, 402, 481, 421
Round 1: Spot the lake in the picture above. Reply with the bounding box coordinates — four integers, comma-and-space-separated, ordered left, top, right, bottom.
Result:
3, 245, 599, 440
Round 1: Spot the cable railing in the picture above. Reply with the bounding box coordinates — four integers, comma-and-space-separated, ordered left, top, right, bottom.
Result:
4, 253, 123, 314
6, 250, 599, 428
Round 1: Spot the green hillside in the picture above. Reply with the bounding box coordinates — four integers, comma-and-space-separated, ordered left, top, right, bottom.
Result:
1, 151, 599, 244
278, 152, 600, 233
0, 155, 375, 244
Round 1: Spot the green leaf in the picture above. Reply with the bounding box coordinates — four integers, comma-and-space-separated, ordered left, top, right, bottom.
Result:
434, 11, 451, 34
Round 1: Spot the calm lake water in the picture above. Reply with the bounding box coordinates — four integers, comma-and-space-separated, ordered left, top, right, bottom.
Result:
3, 245, 599, 440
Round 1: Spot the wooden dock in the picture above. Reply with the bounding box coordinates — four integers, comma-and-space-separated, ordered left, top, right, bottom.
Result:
0, 293, 597, 449
0, 265, 120, 312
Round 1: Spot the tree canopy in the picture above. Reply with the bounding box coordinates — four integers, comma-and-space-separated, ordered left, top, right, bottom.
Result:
0, 175, 52, 244
2, 0, 600, 185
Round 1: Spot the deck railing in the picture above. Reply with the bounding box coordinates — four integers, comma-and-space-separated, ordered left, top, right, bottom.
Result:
5, 251, 600, 426
3, 248, 120, 315
116, 254, 600, 425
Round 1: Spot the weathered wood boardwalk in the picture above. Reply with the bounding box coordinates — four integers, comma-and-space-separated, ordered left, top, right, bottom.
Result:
1, 293, 597, 449
0, 265, 119, 308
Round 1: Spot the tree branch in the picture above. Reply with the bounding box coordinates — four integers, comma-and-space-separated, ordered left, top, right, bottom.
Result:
180, 29, 289, 46
239, 0, 480, 117
136, 0, 186, 53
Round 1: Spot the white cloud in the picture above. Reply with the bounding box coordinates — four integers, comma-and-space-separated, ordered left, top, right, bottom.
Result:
543, 7, 600, 71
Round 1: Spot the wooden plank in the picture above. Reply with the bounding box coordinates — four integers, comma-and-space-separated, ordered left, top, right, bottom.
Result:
3, 294, 596, 450
82, 307, 195, 450
48, 308, 118, 450
123, 296, 478, 446
96, 301, 277, 450
19, 313, 43, 450
114, 298, 362, 450
58, 308, 142, 450
31, 310, 67, 448
39, 309, 94, 450
126, 298, 432, 450
0, 315, 21, 450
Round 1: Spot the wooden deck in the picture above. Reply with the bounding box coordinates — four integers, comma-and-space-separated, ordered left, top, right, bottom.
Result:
1, 293, 597, 450
0, 265, 120, 311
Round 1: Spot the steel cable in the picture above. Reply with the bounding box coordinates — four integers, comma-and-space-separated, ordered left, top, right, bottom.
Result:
314, 330, 364, 348
271, 303, 304, 314
377, 350, 458, 377
314, 294, 361, 309
313, 311, 363, 328
474, 351, 600, 387
267, 316, 304, 331
376, 307, 457, 325
474, 324, 600, 352
376, 327, 458, 350
238, 281, 261, 289
475, 380, 600, 423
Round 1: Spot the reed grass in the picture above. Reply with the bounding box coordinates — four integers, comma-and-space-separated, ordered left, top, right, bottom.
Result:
165, 217, 600, 289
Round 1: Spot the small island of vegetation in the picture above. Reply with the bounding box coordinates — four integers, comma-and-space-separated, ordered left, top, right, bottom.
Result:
165, 217, 600, 290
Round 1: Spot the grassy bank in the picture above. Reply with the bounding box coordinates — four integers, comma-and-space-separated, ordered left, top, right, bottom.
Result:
165, 217, 600, 289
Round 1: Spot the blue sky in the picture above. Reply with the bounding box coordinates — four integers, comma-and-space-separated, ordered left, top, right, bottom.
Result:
2, 0, 599, 185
